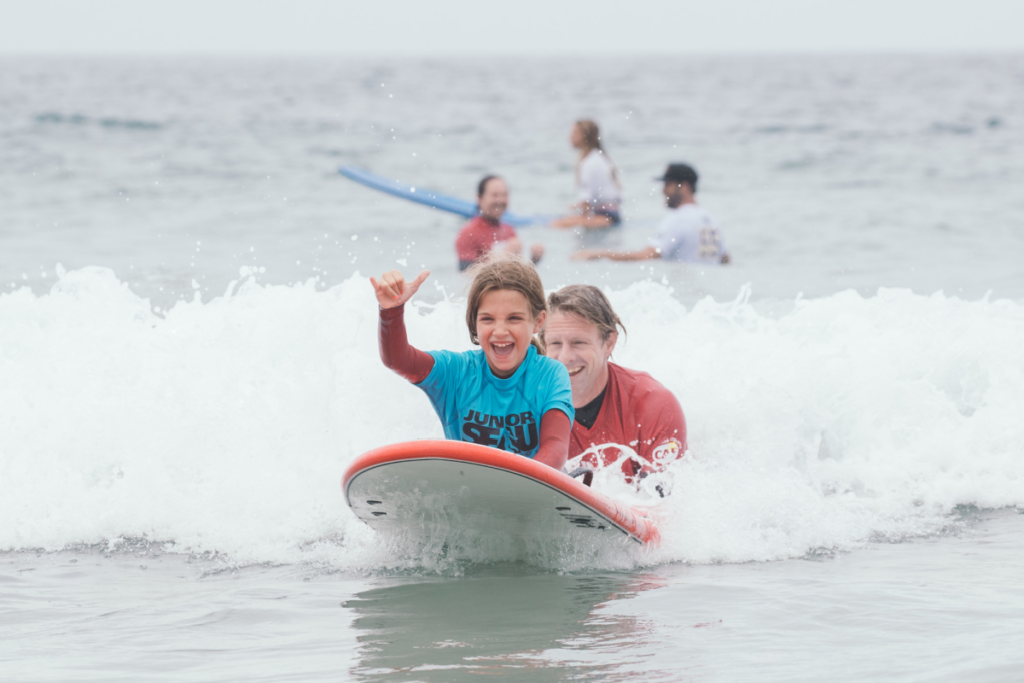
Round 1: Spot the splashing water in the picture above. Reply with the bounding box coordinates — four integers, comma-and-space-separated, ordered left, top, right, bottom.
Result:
1, 267, 1022, 571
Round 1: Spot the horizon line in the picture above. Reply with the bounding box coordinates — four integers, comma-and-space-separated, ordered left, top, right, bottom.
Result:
3, 48, 1023, 58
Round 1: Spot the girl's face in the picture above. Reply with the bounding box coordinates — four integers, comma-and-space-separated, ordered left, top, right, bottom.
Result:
476, 289, 546, 378
570, 124, 584, 149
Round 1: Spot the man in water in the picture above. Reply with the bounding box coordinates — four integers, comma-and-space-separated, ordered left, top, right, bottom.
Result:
572, 163, 730, 264
455, 175, 544, 271
541, 284, 686, 481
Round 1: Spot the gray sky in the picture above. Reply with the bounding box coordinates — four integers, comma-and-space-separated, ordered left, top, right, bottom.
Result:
1, 0, 1022, 55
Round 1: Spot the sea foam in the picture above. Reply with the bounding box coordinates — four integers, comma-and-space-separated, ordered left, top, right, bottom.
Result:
1, 268, 1021, 570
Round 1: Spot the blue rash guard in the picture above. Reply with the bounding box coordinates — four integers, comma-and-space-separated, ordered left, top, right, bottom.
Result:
416, 344, 575, 458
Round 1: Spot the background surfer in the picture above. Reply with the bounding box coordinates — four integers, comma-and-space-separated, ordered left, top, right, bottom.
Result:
551, 119, 623, 229
371, 256, 574, 470
573, 163, 730, 264
541, 285, 687, 481
455, 176, 544, 271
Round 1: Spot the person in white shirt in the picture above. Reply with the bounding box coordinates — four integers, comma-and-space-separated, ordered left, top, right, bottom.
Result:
551, 120, 623, 229
572, 163, 730, 264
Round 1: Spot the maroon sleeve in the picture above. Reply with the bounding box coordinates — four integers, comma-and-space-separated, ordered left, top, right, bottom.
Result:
636, 385, 687, 466
378, 304, 435, 384
455, 221, 483, 262
532, 409, 571, 471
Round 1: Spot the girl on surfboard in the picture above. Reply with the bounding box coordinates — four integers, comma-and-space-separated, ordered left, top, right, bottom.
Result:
371, 256, 575, 470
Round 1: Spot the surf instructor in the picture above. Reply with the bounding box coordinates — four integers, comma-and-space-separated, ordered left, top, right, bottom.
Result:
573, 163, 729, 264
541, 285, 686, 478
456, 175, 544, 271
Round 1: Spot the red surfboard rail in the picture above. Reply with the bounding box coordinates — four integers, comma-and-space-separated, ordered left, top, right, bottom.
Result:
342, 440, 660, 546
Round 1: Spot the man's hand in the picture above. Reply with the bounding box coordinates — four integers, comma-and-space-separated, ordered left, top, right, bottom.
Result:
370, 269, 430, 309
502, 237, 523, 254
571, 249, 607, 261
529, 243, 545, 264
573, 246, 660, 262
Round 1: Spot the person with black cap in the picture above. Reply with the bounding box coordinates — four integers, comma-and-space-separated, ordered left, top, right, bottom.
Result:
572, 163, 730, 264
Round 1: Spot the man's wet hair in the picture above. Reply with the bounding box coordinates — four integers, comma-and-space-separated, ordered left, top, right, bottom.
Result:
542, 284, 626, 344
477, 174, 503, 198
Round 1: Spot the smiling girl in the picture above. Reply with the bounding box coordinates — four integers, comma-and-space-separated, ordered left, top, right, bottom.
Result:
371, 257, 574, 470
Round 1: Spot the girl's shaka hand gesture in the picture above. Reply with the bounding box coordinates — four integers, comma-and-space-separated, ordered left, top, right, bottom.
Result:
371, 269, 430, 309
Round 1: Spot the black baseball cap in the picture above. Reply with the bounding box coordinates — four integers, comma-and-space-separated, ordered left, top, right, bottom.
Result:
654, 163, 698, 190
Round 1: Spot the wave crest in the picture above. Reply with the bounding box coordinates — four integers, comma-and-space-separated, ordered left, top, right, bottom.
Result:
1, 269, 1022, 570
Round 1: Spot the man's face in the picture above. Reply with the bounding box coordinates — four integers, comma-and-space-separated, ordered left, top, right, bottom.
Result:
663, 181, 686, 209
543, 311, 617, 406
479, 179, 509, 221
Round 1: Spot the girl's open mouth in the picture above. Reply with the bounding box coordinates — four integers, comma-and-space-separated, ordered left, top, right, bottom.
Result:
491, 341, 515, 359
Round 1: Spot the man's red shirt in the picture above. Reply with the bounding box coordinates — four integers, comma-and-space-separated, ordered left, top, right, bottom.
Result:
569, 362, 687, 476
455, 215, 518, 266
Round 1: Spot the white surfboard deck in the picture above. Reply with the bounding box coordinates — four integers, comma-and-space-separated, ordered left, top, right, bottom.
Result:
343, 441, 659, 549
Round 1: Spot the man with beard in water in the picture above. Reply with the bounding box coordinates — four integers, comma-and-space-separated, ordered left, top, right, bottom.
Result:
540, 284, 686, 485
456, 175, 544, 271
572, 163, 730, 264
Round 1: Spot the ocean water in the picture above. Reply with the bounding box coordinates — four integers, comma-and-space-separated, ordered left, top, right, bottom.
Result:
2, 55, 1024, 681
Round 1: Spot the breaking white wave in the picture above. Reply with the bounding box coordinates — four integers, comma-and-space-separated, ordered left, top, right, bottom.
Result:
1, 267, 1022, 570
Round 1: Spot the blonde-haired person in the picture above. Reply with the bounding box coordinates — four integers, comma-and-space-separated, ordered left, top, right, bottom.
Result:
371, 256, 573, 470
542, 284, 686, 484
551, 120, 623, 230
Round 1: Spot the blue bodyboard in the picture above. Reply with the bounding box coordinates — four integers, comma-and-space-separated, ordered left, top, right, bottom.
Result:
339, 166, 549, 228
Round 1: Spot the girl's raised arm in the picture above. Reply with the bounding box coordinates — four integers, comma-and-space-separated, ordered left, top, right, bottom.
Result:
372, 269, 435, 384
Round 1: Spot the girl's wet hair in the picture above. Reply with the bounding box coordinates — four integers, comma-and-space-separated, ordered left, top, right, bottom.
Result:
542, 284, 626, 343
575, 119, 603, 153
574, 120, 618, 186
466, 255, 547, 353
